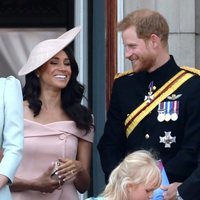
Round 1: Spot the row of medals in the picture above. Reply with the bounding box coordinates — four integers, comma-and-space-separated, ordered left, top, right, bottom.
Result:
157, 101, 179, 122
145, 82, 179, 122
157, 112, 178, 122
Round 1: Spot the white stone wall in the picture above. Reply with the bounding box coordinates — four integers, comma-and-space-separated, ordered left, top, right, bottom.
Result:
195, 0, 200, 68
120, 0, 200, 69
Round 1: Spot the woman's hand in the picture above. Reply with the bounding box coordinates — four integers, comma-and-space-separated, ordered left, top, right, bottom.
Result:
55, 158, 82, 183
0, 174, 9, 189
32, 163, 62, 193
10, 163, 63, 193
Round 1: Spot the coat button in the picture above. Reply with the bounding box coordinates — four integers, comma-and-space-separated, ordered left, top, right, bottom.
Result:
59, 134, 66, 140
145, 134, 150, 139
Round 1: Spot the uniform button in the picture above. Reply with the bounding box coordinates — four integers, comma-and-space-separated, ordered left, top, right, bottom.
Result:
145, 134, 150, 139
59, 134, 66, 140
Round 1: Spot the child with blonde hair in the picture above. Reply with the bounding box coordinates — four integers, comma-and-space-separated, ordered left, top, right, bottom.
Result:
87, 150, 161, 200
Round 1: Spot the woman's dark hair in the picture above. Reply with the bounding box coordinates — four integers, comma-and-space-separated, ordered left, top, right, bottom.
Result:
23, 46, 93, 133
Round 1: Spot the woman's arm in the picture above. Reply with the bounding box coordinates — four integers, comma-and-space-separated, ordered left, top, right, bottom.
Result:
57, 139, 92, 193
0, 76, 23, 185
10, 165, 60, 193
74, 139, 92, 193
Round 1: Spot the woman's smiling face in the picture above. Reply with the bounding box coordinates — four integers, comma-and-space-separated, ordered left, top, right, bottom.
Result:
36, 50, 72, 90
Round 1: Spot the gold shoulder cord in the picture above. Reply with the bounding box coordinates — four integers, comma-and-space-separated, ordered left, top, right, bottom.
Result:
180, 66, 200, 76
114, 69, 134, 79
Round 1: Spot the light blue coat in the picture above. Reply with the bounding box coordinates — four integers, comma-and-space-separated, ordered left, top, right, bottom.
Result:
0, 76, 24, 200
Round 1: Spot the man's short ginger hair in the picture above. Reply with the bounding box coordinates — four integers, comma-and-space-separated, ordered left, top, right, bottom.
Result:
118, 9, 169, 47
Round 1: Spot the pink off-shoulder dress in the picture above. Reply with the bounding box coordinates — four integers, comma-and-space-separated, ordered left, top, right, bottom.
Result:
12, 119, 94, 200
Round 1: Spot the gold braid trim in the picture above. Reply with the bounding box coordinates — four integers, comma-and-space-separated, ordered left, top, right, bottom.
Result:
114, 66, 200, 80
180, 66, 200, 76
114, 69, 134, 79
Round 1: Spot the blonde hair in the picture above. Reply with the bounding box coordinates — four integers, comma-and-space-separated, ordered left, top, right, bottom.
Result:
118, 9, 169, 47
102, 150, 161, 200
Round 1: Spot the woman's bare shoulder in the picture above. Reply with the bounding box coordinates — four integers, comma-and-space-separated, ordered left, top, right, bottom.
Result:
23, 100, 34, 119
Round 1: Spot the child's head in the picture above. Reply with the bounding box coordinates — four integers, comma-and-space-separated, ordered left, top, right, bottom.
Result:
103, 150, 161, 200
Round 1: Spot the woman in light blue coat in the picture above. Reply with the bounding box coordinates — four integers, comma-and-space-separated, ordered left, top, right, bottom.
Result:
0, 76, 23, 200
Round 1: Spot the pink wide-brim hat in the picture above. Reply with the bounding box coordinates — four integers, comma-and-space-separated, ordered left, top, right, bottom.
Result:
18, 26, 81, 76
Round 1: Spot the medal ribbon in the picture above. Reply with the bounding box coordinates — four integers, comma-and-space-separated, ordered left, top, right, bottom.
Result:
173, 101, 179, 114
166, 101, 171, 115
125, 69, 194, 138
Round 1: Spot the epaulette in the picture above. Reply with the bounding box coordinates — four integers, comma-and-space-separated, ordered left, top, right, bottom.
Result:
180, 66, 200, 76
114, 69, 134, 79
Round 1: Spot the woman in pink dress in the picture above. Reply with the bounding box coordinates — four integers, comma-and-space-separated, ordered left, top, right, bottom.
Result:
10, 26, 94, 200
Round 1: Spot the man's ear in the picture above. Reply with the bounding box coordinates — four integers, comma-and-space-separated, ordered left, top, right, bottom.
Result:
150, 33, 160, 48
